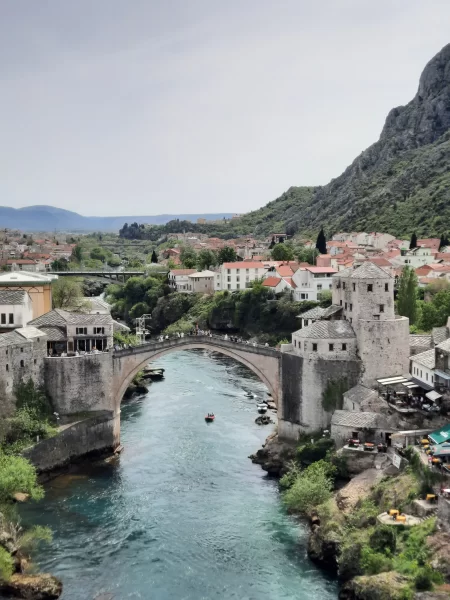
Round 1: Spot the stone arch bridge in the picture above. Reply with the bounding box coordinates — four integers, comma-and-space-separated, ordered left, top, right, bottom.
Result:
112, 336, 281, 409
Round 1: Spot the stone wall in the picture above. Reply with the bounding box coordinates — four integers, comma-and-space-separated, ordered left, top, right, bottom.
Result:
279, 352, 361, 441
438, 497, 450, 532
44, 353, 114, 415
0, 335, 47, 417
356, 316, 409, 386
23, 410, 119, 473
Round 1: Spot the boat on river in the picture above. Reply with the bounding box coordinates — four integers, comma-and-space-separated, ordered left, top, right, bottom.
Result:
257, 404, 268, 414
205, 414, 215, 422
142, 366, 165, 380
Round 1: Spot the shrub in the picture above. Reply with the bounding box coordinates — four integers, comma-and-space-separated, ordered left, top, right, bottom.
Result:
283, 460, 334, 513
0, 454, 44, 503
360, 546, 393, 575
296, 438, 335, 466
414, 566, 434, 591
370, 525, 397, 554
0, 547, 13, 581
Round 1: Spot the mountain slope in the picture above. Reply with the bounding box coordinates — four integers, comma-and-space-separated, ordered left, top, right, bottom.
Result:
242, 43, 450, 238
0, 206, 234, 232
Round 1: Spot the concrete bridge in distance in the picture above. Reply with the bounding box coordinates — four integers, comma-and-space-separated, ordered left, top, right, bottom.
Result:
48, 270, 146, 282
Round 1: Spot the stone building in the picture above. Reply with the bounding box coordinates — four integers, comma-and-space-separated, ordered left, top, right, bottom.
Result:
0, 326, 48, 416
28, 309, 114, 355
0, 290, 34, 332
280, 262, 409, 438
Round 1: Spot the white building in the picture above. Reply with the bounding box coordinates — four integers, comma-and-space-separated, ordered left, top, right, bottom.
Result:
410, 349, 435, 389
394, 246, 437, 268
168, 269, 196, 292
215, 261, 268, 291
0, 290, 34, 332
187, 270, 215, 293
292, 266, 337, 301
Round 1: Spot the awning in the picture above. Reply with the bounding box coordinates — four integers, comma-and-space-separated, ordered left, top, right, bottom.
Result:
435, 369, 450, 381
429, 424, 450, 445
402, 382, 419, 389
377, 376, 410, 385
410, 377, 434, 391
426, 390, 442, 402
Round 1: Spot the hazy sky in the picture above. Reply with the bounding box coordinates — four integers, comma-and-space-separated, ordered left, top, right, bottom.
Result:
1, 1, 450, 216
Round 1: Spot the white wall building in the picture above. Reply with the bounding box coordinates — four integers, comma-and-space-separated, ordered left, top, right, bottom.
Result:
292, 266, 337, 301
216, 261, 268, 291
394, 247, 437, 268
187, 271, 215, 293
168, 269, 196, 292
0, 290, 34, 332
410, 349, 435, 388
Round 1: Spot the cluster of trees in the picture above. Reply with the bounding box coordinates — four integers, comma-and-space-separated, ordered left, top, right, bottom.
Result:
107, 274, 171, 323
396, 266, 450, 331
179, 246, 238, 269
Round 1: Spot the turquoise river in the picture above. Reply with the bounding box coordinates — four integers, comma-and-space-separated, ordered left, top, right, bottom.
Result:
22, 350, 338, 600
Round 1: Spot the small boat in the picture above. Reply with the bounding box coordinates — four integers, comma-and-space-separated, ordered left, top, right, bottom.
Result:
205, 414, 215, 422
257, 405, 268, 414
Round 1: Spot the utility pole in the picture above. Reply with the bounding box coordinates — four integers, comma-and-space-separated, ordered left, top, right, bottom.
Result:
135, 314, 152, 344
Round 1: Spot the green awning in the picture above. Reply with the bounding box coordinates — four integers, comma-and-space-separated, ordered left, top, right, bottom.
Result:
428, 424, 450, 445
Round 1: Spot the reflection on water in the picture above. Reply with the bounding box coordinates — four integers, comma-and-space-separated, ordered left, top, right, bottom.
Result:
22, 350, 337, 600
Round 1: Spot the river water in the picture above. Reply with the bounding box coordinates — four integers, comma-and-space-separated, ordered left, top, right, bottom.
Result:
22, 350, 337, 600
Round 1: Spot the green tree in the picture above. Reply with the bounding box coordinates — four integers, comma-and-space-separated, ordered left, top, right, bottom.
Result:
180, 247, 197, 268
51, 258, 69, 271
151, 250, 158, 263
271, 243, 294, 261
197, 249, 217, 271
283, 460, 334, 513
90, 247, 108, 262
295, 246, 318, 265
315, 228, 327, 254
397, 266, 419, 325
52, 278, 90, 310
410, 232, 418, 249
0, 454, 44, 503
71, 245, 83, 263
217, 246, 237, 264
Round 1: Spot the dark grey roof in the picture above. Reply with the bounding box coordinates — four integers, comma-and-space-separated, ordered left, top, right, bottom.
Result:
0, 331, 31, 347
295, 319, 355, 339
113, 320, 130, 333
0, 290, 26, 305
37, 326, 67, 341
409, 335, 432, 350
411, 349, 435, 369
298, 306, 327, 320
432, 327, 448, 346
29, 309, 113, 328
348, 262, 392, 279
437, 338, 450, 353
323, 304, 343, 318
331, 410, 388, 428
343, 384, 380, 405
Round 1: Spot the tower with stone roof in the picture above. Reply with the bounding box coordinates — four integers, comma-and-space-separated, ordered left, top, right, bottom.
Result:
332, 262, 409, 387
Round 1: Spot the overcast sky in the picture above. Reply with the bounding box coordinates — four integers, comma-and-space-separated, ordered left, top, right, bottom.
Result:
1, 1, 449, 217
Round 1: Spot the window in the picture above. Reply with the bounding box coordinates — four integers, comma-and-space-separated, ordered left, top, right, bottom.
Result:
373, 315, 380, 320
343, 282, 346, 290
227, 276, 231, 282
342, 343, 347, 351
227, 284, 231, 290
340, 300, 342, 306
329, 343, 334, 351
34, 359, 37, 365
426, 372, 428, 381
8, 314, 13, 324
301, 293, 308, 299
304, 341, 307, 350
20, 360, 24, 368
236, 284, 240, 290
5, 364, 8, 372
379, 304, 384, 312
317, 284, 322, 291
349, 304, 353, 311
352, 283, 356, 291
94, 327, 105, 335
385, 283, 389, 292
432, 375, 434, 383
312, 343, 317, 352
304, 320, 308, 326
20, 347, 23, 352
246, 269, 249, 273
227, 269, 231, 274
345, 302, 347, 309
367, 284, 373, 292
294, 340, 297, 347
0, 314, 5, 324
76, 327, 88, 335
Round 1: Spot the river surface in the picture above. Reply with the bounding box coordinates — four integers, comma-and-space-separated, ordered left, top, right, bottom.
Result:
22, 350, 337, 600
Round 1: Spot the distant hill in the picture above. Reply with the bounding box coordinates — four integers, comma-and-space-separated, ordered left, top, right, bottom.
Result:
0, 205, 235, 232
236, 43, 450, 239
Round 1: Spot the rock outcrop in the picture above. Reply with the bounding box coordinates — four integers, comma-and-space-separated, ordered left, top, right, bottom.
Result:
339, 572, 411, 600
249, 433, 295, 477
0, 573, 62, 599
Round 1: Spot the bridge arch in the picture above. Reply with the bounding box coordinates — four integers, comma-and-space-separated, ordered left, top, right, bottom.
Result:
112, 337, 280, 410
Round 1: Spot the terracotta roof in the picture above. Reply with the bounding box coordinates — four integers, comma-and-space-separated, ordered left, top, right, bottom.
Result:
367, 258, 393, 267
262, 277, 282, 287
169, 269, 196, 276
282, 277, 297, 289
276, 265, 294, 277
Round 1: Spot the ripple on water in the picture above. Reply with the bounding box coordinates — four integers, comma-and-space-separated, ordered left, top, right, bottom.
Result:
21, 351, 337, 600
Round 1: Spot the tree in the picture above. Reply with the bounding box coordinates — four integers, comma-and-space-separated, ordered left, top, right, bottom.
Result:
217, 246, 237, 264
52, 278, 90, 311
71, 245, 83, 263
269, 236, 276, 249
409, 232, 418, 249
315, 228, 327, 254
197, 249, 217, 271
0, 454, 43, 503
90, 247, 107, 262
51, 258, 69, 271
151, 250, 158, 263
271, 243, 294, 261
397, 266, 419, 325
180, 247, 197, 269
296, 246, 318, 265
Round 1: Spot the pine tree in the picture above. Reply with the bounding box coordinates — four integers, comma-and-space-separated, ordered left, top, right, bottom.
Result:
315, 228, 327, 255
409, 232, 418, 249
151, 250, 158, 263
397, 266, 418, 325
269, 236, 275, 249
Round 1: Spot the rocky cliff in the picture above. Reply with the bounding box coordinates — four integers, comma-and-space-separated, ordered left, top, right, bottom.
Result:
243, 43, 450, 238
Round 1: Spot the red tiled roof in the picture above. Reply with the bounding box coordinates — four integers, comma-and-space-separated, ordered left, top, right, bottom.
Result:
6, 259, 36, 265
262, 277, 282, 287
170, 269, 196, 275
283, 277, 297, 288
276, 265, 294, 277
417, 238, 440, 250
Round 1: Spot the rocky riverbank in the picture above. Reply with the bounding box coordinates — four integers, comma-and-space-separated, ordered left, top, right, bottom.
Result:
249, 432, 296, 477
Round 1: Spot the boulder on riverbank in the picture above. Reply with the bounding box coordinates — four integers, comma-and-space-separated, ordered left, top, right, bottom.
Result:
339, 572, 411, 600
249, 433, 295, 477
123, 382, 149, 399
254, 415, 274, 426
0, 573, 62, 599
